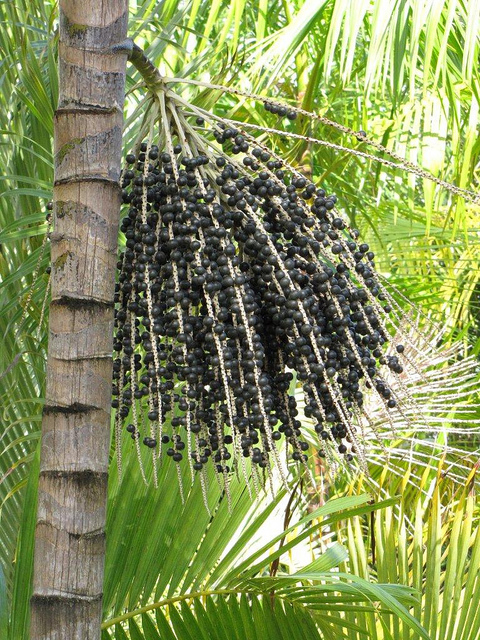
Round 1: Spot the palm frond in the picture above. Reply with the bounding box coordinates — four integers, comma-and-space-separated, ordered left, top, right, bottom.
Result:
337, 469, 480, 640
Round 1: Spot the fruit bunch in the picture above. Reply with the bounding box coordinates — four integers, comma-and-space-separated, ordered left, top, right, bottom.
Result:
112, 93, 409, 491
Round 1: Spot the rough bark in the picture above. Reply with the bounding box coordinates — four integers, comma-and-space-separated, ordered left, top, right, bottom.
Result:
30, 2, 129, 638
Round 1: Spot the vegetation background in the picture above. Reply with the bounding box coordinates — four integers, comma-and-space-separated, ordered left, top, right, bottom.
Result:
0, 1, 479, 639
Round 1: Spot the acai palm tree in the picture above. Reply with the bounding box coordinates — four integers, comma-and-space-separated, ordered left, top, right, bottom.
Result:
1, 2, 479, 640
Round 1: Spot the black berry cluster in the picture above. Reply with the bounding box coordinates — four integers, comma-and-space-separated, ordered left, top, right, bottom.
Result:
112, 107, 405, 484
263, 102, 298, 120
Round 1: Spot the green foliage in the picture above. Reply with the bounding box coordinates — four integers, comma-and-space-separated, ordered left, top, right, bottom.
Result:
0, 0, 55, 611
0, 1, 479, 639
99, 466, 427, 640
336, 467, 480, 640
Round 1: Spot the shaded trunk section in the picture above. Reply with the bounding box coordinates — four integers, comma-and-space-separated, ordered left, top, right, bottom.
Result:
30, 1, 129, 638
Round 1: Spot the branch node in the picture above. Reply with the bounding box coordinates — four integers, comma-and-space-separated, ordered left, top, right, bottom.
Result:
113, 40, 164, 91
109, 38, 134, 57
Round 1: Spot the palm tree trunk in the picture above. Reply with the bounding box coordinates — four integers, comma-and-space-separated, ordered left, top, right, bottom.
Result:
30, 1, 129, 638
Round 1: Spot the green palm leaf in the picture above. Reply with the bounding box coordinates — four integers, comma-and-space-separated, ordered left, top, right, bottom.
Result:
2, 2, 480, 639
